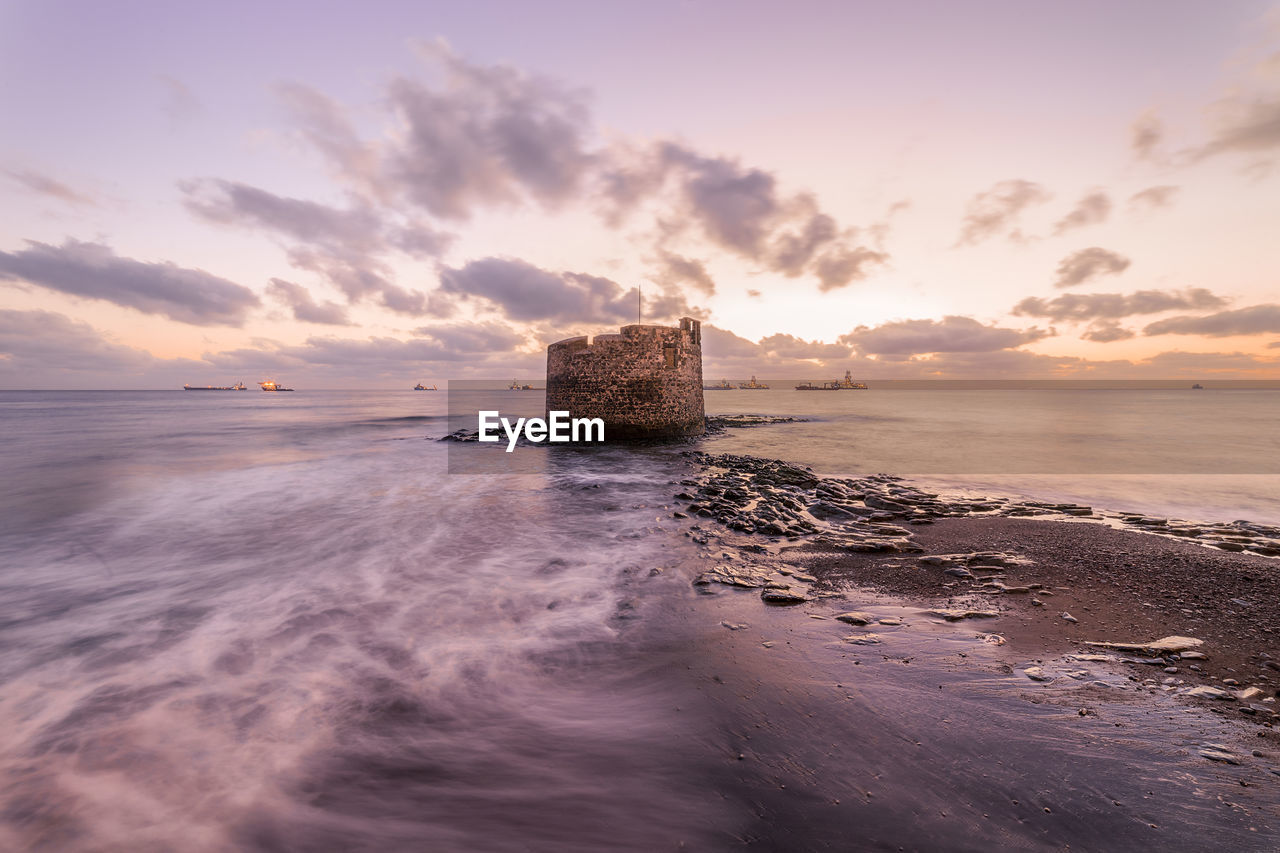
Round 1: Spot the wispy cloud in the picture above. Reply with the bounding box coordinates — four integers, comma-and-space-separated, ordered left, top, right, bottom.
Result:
434, 256, 702, 325
269, 44, 885, 294
955, 179, 1049, 245
1128, 185, 1180, 212
183, 178, 450, 315
0, 239, 259, 326
1130, 109, 1163, 160
4, 169, 95, 206
1053, 247, 1131, 288
1053, 191, 1111, 235
841, 315, 1052, 355
1013, 287, 1225, 322
1080, 320, 1135, 343
1144, 303, 1280, 337
266, 278, 353, 326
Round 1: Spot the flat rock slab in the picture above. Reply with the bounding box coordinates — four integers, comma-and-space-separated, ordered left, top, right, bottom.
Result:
761, 588, 809, 605
924, 609, 1000, 622
1084, 635, 1203, 653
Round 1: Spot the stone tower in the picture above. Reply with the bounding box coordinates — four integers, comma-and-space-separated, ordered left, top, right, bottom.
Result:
546, 317, 704, 440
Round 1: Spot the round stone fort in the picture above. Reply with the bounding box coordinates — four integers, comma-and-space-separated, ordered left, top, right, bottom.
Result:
546, 317, 705, 440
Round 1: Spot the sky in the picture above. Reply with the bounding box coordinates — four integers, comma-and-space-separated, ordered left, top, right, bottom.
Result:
2, 0, 1279, 388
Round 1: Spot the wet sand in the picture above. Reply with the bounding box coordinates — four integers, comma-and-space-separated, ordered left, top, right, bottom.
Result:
668, 581, 1280, 850
799, 516, 1280, 698
666, 450, 1280, 848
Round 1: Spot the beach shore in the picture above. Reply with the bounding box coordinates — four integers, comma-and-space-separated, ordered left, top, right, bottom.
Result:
668, 450, 1280, 846
800, 516, 1280, 703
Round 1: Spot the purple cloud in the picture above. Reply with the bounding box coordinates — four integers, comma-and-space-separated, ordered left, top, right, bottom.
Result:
0, 238, 259, 326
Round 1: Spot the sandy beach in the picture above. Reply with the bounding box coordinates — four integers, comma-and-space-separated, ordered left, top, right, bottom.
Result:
804, 516, 1280, 693
668, 450, 1280, 848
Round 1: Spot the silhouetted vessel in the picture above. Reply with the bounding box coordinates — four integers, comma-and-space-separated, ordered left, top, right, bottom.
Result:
183, 382, 246, 391
1191, 383, 1205, 390
796, 371, 868, 391
259, 380, 294, 392
414, 383, 437, 391
738, 375, 769, 389
508, 379, 534, 390
704, 379, 735, 390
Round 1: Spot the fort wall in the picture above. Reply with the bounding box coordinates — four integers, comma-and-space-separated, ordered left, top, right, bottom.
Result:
545, 317, 704, 440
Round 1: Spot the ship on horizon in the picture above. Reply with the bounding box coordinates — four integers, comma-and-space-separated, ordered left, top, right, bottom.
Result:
704, 379, 735, 390
796, 371, 868, 391
183, 382, 246, 391
259, 380, 294, 392
414, 383, 438, 390
738, 375, 769, 389
509, 379, 535, 390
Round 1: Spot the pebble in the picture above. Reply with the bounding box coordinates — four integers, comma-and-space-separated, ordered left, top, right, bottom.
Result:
1061, 612, 1078, 623
844, 633, 883, 645
835, 611, 875, 626
1024, 667, 1052, 682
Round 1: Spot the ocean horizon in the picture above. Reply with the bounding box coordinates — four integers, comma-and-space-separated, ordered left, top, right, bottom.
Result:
6, 3, 1280, 847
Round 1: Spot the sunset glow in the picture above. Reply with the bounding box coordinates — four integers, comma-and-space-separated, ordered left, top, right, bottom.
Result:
3, 0, 1279, 386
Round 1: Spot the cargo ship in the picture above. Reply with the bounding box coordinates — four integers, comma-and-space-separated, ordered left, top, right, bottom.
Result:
414, 383, 438, 390
738, 375, 770, 389
796, 371, 868, 391
704, 379, 735, 390
508, 379, 534, 390
258, 380, 294, 392
183, 382, 246, 391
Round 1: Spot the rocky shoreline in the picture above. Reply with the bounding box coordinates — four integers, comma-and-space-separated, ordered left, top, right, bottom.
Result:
672, 451, 1280, 745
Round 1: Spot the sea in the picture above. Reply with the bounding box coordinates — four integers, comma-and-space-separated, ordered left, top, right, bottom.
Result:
1, 387, 1277, 849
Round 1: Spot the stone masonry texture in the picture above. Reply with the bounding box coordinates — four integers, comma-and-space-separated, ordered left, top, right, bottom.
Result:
546, 317, 705, 440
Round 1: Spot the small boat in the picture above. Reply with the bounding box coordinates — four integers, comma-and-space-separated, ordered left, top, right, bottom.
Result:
704, 379, 735, 390
259, 380, 294, 392
1191, 383, 1205, 390
508, 379, 534, 390
183, 381, 246, 391
796, 371, 868, 391
739, 375, 770, 389
414, 383, 438, 391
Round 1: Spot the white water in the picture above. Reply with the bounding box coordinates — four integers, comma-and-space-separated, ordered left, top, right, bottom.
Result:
2, 388, 1277, 848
